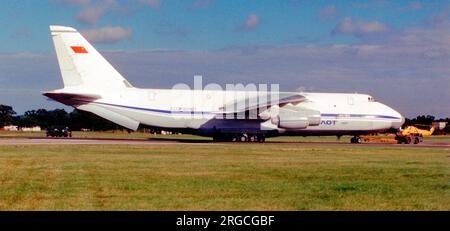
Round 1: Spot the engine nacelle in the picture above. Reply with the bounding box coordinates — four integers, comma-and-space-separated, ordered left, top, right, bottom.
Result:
276, 108, 309, 129
306, 114, 321, 126
263, 105, 321, 129
278, 117, 309, 129
284, 104, 321, 127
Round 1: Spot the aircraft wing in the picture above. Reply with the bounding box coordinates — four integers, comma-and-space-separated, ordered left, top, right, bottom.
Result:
217, 92, 306, 115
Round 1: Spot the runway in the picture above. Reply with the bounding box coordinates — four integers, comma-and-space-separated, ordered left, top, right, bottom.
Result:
0, 136, 193, 145
0, 136, 449, 148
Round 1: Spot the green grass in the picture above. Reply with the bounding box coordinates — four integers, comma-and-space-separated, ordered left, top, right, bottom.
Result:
0, 143, 448, 210
1, 130, 450, 143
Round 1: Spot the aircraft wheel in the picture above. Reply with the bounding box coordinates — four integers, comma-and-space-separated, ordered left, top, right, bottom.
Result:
240, 134, 248, 142
257, 135, 265, 143
249, 135, 257, 142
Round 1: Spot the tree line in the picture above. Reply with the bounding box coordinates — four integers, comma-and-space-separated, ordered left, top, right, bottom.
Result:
0, 104, 120, 131
0, 104, 449, 132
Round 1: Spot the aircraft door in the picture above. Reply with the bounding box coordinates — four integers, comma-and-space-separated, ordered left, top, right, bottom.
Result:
347, 96, 354, 105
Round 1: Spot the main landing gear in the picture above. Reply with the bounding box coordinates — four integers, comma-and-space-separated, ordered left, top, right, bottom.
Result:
213, 133, 266, 142
350, 136, 362, 144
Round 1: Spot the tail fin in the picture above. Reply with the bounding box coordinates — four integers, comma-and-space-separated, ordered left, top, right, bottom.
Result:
50, 25, 133, 89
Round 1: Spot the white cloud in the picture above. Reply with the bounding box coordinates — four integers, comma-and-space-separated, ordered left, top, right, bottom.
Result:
333, 17, 390, 37
75, 0, 116, 25
81, 26, 133, 43
318, 5, 340, 21
238, 13, 260, 31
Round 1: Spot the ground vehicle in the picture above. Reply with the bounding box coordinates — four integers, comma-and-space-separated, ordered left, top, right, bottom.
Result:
359, 125, 435, 144
46, 127, 72, 137
394, 125, 434, 144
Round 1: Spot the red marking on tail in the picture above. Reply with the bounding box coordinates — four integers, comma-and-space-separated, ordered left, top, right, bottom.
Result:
71, 46, 88, 54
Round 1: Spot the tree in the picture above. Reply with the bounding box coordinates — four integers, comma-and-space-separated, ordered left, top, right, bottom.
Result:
404, 115, 436, 127
0, 105, 16, 127
11, 107, 121, 131
68, 109, 118, 131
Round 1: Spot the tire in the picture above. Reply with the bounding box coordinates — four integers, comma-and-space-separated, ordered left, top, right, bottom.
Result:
240, 134, 248, 142
405, 137, 411, 144
257, 135, 265, 143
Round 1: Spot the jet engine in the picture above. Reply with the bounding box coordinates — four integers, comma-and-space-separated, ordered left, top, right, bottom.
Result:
260, 104, 321, 129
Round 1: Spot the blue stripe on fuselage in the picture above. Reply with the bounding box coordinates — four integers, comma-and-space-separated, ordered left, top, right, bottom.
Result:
89, 101, 211, 115
320, 113, 400, 120
85, 101, 400, 119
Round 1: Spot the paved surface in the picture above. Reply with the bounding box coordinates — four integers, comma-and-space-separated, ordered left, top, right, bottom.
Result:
0, 136, 449, 148
0, 136, 206, 145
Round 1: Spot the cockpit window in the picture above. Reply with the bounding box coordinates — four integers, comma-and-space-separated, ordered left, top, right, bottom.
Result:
368, 96, 376, 102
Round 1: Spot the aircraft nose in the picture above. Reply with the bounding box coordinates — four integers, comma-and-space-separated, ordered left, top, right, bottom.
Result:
391, 115, 405, 129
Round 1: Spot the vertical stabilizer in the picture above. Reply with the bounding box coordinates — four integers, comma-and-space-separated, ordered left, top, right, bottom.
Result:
49, 25, 133, 90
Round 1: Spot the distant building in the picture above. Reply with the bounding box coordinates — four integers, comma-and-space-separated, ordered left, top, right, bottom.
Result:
433, 122, 448, 130
2, 125, 18, 131
432, 122, 448, 135
21, 126, 42, 132
1, 125, 41, 132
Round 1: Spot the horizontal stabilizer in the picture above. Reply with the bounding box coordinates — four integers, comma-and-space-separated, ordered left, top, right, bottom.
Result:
43, 92, 101, 106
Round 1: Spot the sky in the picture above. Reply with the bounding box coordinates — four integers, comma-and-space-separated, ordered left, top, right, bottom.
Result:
0, 0, 449, 118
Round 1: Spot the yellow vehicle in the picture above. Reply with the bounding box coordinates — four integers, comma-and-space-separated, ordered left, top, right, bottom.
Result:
400, 125, 435, 137
360, 125, 435, 144
395, 125, 435, 144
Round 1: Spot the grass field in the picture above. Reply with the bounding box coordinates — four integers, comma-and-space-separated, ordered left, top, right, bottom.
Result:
1, 130, 450, 143
0, 142, 448, 210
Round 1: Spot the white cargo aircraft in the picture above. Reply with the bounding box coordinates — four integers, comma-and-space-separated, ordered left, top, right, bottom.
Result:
44, 26, 404, 142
